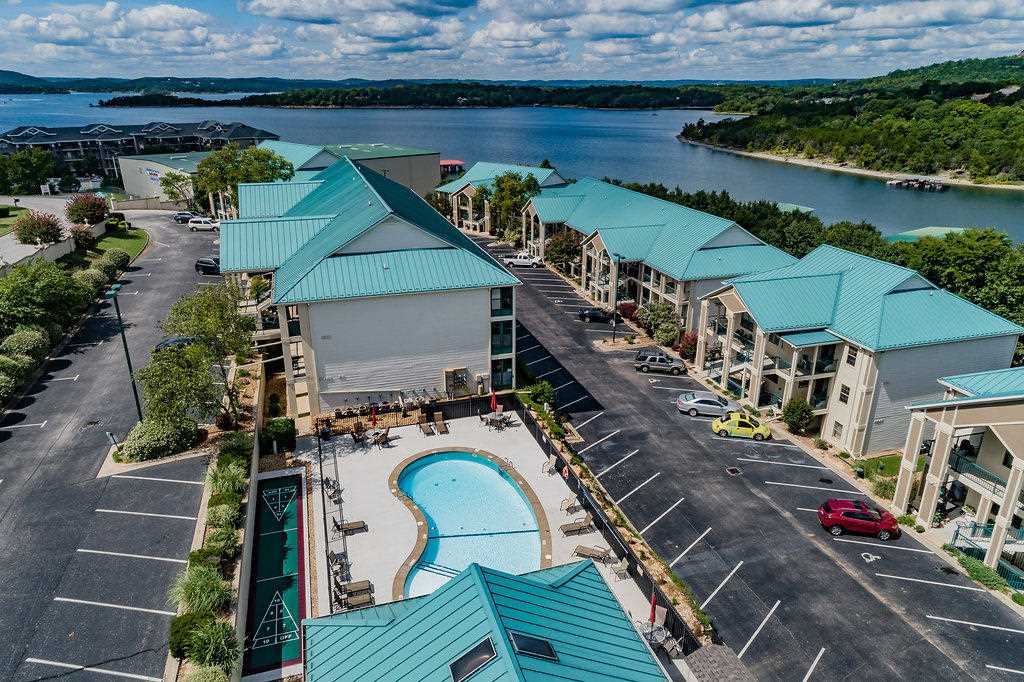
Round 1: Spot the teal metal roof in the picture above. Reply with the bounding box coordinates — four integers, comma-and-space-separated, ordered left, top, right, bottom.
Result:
681, 244, 797, 281
258, 140, 335, 169
326, 142, 436, 159
436, 161, 560, 194
940, 367, 1024, 398
727, 245, 1023, 351
218, 215, 335, 272
303, 561, 667, 682
119, 150, 209, 173
779, 329, 843, 348
237, 180, 322, 218
887, 226, 967, 243
532, 194, 584, 223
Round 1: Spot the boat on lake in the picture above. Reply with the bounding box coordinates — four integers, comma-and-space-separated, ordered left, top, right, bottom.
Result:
887, 178, 947, 192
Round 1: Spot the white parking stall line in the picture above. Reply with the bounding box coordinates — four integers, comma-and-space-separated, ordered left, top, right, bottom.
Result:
535, 285, 574, 291
926, 615, 1024, 635
110, 474, 204, 485
553, 380, 577, 391
49, 374, 80, 382
700, 561, 743, 609
575, 411, 605, 430
802, 647, 826, 681
525, 355, 553, 366
738, 599, 781, 658
535, 367, 563, 379
577, 429, 622, 454
737, 457, 829, 469
796, 507, 818, 512
96, 507, 198, 518
596, 450, 639, 478
554, 303, 590, 307
584, 329, 614, 334
66, 340, 105, 347
987, 664, 1024, 676
616, 473, 660, 505
3, 420, 47, 429
670, 527, 712, 567
518, 343, 541, 353
640, 497, 685, 535
24, 658, 161, 681
832, 538, 932, 553
54, 596, 176, 616
558, 395, 590, 410
874, 572, 983, 591
652, 386, 690, 391
764, 481, 864, 494
77, 548, 187, 564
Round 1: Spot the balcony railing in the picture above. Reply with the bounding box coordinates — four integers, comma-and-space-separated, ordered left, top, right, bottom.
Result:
810, 393, 829, 410
796, 357, 813, 375
949, 453, 1007, 496
815, 357, 837, 373
767, 355, 792, 370
491, 334, 514, 355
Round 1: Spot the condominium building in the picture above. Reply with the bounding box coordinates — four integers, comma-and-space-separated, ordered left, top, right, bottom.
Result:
437, 162, 567, 234
694, 246, 1023, 455
1, 120, 277, 178
521, 178, 794, 330
219, 157, 519, 418
894, 367, 1024, 582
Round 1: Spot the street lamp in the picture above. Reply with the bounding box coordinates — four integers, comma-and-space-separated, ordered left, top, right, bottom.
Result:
104, 283, 143, 422
611, 252, 623, 342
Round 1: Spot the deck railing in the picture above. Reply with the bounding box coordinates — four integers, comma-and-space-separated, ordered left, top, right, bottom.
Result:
949, 453, 1007, 496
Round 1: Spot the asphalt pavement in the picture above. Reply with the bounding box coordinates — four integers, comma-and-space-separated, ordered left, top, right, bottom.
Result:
0, 211, 220, 681
488, 239, 1024, 681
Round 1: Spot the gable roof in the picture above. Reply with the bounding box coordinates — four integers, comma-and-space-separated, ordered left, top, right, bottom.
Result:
939, 367, 1024, 399
303, 561, 667, 682
218, 215, 335, 272
236, 180, 323, 218
258, 140, 438, 171
725, 245, 1023, 351
258, 140, 335, 169
436, 161, 561, 194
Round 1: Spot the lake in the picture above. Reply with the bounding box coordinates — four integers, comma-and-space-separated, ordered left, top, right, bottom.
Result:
3, 92, 1023, 239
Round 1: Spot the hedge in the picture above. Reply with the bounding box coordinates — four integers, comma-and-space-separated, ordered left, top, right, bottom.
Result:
0, 353, 32, 383
206, 504, 240, 529
169, 611, 216, 659
168, 562, 232, 614
188, 620, 240, 672
102, 247, 131, 271
1, 327, 50, 362
207, 492, 242, 510
73, 268, 108, 294
260, 417, 296, 453
186, 667, 229, 682
0, 372, 16, 403
94, 258, 118, 282
208, 462, 247, 496
117, 417, 199, 462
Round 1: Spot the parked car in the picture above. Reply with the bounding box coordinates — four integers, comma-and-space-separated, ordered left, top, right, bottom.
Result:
676, 390, 741, 417
634, 351, 685, 375
634, 347, 669, 362
194, 256, 220, 275
711, 411, 772, 440
503, 252, 542, 268
154, 336, 200, 352
817, 498, 900, 541
171, 211, 195, 224
577, 307, 619, 323
188, 217, 219, 231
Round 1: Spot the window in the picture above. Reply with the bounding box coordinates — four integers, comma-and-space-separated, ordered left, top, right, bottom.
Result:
1004, 451, 1015, 469
832, 421, 843, 438
509, 632, 558, 661
491, 358, 513, 390
450, 638, 496, 682
490, 287, 513, 317
846, 347, 858, 366
838, 385, 850, 404
490, 320, 513, 355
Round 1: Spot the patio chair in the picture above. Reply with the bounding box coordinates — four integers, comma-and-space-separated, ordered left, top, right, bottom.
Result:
610, 557, 630, 579
573, 545, 611, 562
372, 427, 392, 448
496, 404, 504, 415
418, 413, 434, 436
661, 637, 682, 658
327, 550, 349, 572
543, 454, 557, 475
560, 498, 581, 515
341, 520, 368, 535
337, 579, 372, 595
560, 512, 593, 536
344, 592, 374, 609
433, 412, 449, 435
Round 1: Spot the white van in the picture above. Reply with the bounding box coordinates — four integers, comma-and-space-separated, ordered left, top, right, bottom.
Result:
187, 217, 220, 232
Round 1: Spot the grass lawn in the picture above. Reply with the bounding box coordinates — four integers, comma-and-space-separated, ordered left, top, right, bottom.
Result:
0, 205, 28, 237
863, 453, 925, 480
61, 228, 150, 269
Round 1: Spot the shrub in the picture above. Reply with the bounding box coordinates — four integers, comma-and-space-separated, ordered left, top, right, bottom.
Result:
207, 526, 239, 558
168, 563, 232, 614
678, 331, 698, 360
189, 546, 222, 568
0, 353, 32, 383
102, 247, 131, 271
872, 477, 896, 499
73, 268, 107, 294
896, 514, 916, 526
527, 381, 555, 408
1013, 592, 1024, 607
207, 504, 239, 529
249, 275, 270, 300
261, 417, 296, 453
1, 327, 49, 362
187, 666, 229, 682
208, 462, 247, 496
654, 322, 681, 347
838, 451, 850, 459
207, 492, 242, 509
117, 418, 199, 462
915, 524, 926, 533
624, 334, 635, 344
812, 437, 829, 450
946, 546, 1010, 592
0, 259, 89, 337
618, 301, 637, 320
169, 611, 216, 659
188, 620, 240, 672
12, 210, 62, 245
0, 372, 17, 403
71, 224, 97, 251
94, 258, 118, 282
780, 398, 814, 434
65, 193, 108, 225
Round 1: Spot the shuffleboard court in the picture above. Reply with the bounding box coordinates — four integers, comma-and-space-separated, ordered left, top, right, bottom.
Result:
243, 474, 305, 677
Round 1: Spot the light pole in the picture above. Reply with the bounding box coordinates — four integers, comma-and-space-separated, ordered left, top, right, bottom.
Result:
611, 252, 622, 342
105, 283, 143, 423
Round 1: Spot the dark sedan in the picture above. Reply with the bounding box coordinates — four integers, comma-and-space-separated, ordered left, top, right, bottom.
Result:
195, 256, 220, 275
577, 306, 619, 323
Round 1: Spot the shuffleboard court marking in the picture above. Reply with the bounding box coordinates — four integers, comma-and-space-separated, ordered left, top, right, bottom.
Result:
252, 592, 300, 649
263, 486, 297, 522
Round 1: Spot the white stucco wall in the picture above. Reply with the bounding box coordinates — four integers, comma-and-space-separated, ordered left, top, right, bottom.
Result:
118, 158, 179, 200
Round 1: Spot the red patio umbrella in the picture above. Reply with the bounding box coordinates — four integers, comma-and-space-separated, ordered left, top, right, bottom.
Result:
649, 590, 657, 624
490, 389, 497, 413
370, 404, 377, 428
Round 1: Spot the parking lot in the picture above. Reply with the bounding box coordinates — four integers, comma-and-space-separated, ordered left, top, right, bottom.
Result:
487, 239, 1024, 680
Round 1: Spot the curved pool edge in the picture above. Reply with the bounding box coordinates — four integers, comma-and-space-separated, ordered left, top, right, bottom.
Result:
388, 446, 552, 600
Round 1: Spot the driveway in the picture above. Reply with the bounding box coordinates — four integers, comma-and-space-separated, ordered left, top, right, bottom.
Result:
0, 210, 222, 681
484, 238, 1024, 681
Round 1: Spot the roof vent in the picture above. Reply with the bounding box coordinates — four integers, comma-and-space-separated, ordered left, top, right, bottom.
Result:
509, 631, 558, 661
382, 263, 389, 271
450, 637, 496, 682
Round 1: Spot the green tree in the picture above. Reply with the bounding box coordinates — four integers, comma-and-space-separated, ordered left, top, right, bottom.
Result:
194, 143, 293, 211
12, 210, 62, 245
488, 172, 541, 244
545, 230, 582, 273
781, 397, 814, 434
7, 148, 56, 194
0, 260, 89, 337
136, 345, 221, 423
162, 284, 255, 423
160, 170, 202, 212
823, 221, 887, 256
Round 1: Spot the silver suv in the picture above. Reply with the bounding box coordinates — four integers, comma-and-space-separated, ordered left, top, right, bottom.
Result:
675, 390, 740, 417
634, 350, 685, 376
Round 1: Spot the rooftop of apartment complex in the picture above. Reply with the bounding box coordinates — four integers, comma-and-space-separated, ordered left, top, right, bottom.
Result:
436, 161, 564, 194
302, 561, 667, 682
718, 245, 1023, 351
0, 120, 277, 145
117, 150, 210, 173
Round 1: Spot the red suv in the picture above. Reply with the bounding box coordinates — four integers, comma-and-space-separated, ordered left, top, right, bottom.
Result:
818, 499, 900, 541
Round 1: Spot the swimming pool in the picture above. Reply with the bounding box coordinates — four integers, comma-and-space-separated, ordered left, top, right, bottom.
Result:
398, 451, 541, 597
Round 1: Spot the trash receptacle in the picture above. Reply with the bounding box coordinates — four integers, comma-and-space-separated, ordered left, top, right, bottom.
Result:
855, 467, 865, 478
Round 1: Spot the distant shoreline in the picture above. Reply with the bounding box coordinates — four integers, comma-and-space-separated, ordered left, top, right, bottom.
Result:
94, 101, 731, 113
679, 138, 1024, 193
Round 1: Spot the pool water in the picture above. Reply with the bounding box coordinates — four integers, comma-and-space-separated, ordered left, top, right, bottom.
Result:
399, 451, 540, 597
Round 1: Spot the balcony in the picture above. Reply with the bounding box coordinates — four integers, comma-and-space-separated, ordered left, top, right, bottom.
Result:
810, 393, 829, 410
767, 354, 792, 371
949, 453, 1008, 497
815, 356, 838, 373
796, 357, 814, 375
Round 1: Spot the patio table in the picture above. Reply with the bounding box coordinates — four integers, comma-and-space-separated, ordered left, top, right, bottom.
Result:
634, 620, 668, 645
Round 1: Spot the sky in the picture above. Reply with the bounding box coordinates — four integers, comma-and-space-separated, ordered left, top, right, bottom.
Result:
2, 0, 1023, 81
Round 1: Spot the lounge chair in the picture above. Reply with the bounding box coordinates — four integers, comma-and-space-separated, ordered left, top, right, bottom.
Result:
418, 413, 434, 436
542, 454, 557, 475
559, 512, 593, 536
372, 427, 392, 447
341, 520, 367, 535
433, 412, 449, 435
560, 498, 581, 515
574, 545, 611, 562
610, 557, 630, 579
337, 579, 372, 595
344, 592, 374, 609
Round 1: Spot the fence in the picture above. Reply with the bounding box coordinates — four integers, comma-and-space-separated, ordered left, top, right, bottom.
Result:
112, 197, 181, 211
951, 524, 1024, 591
513, 399, 704, 655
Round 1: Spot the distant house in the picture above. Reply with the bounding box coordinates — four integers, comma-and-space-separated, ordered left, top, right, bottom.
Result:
695, 245, 1023, 455
436, 161, 567, 234
302, 561, 671, 682
219, 157, 519, 417
1, 120, 277, 179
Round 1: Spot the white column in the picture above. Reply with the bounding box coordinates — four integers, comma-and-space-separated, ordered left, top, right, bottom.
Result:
975, 496, 994, 524
747, 330, 767, 405
695, 299, 710, 371
893, 411, 926, 513
538, 222, 547, 259
483, 199, 491, 234
916, 422, 955, 527
985, 458, 1024, 567
277, 305, 297, 416
719, 313, 738, 390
